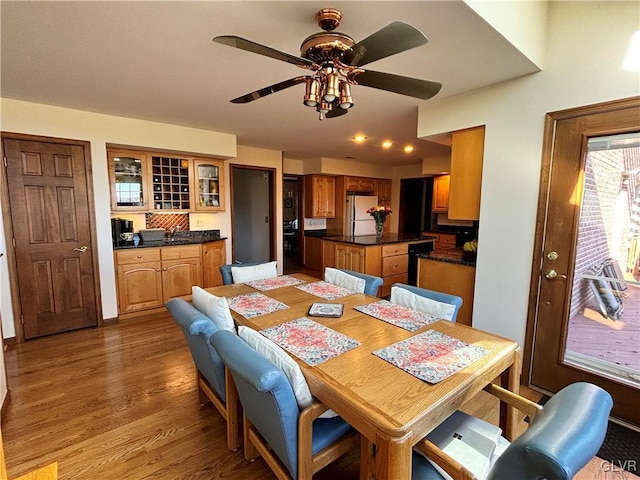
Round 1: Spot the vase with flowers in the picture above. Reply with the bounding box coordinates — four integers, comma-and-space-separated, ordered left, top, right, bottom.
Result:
366, 205, 392, 238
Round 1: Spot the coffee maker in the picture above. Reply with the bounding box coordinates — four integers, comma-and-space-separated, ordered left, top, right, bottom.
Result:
111, 218, 134, 247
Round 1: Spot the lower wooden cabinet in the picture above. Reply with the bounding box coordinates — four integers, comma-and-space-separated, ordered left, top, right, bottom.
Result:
380, 243, 409, 298
202, 241, 227, 288
115, 240, 226, 315
417, 257, 475, 326
335, 244, 366, 272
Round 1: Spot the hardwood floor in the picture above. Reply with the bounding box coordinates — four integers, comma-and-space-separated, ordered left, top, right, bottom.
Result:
1, 311, 636, 479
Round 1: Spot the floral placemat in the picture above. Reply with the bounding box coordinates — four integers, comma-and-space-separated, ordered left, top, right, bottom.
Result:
245, 275, 305, 291
373, 330, 489, 383
355, 300, 439, 331
261, 317, 360, 366
296, 281, 357, 300
227, 292, 288, 319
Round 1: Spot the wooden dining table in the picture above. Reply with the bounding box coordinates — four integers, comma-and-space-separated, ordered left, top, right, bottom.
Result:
206, 273, 520, 480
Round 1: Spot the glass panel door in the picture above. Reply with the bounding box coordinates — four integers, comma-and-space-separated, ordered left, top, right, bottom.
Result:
565, 133, 640, 387
108, 150, 149, 211
194, 159, 225, 211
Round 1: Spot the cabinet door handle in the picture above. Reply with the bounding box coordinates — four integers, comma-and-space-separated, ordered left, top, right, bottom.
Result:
163, 267, 167, 271
156, 268, 161, 272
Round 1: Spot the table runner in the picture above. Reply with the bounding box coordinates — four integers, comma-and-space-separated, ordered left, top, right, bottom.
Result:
373, 330, 488, 383
245, 275, 305, 291
227, 292, 288, 318
261, 317, 360, 366
355, 300, 439, 331
296, 280, 358, 300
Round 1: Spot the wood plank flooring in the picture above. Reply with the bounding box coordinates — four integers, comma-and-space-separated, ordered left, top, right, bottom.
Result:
1, 311, 636, 479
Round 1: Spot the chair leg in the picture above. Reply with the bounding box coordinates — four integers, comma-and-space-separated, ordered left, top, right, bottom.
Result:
196, 370, 209, 405
243, 415, 260, 461
225, 369, 242, 451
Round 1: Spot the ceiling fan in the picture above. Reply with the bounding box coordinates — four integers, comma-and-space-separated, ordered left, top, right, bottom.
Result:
213, 8, 442, 120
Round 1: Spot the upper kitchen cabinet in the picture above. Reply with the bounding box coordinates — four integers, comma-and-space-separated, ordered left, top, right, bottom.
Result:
305, 175, 336, 218
345, 176, 375, 194
449, 126, 485, 220
193, 158, 225, 212
108, 149, 151, 212
374, 179, 392, 207
432, 174, 450, 212
150, 154, 191, 211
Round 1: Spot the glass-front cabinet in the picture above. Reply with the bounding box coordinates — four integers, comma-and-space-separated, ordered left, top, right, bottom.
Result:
108, 149, 150, 211
193, 159, 225, 212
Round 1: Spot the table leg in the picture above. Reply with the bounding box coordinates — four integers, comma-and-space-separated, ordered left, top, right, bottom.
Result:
360, 438, 375, 480
500, 348, 521, 441
375, 430, 412, 480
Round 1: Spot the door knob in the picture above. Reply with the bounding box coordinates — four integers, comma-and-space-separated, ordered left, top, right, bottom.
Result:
73, 246, 88, 253
545, 269, 566, 279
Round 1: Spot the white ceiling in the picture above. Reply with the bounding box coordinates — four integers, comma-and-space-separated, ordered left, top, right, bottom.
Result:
0, 1, 540, 165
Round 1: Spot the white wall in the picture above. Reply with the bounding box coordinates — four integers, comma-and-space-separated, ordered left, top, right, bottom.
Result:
0, 99, 240, 335
417, 1, 640, 347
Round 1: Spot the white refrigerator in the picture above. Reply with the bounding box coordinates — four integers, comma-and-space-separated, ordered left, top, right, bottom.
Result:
345, 195, 378, 236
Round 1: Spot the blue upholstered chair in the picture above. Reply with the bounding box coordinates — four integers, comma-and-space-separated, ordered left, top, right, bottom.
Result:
210, 330, 358, 480
391, 283, 463, 322
412, 382, 613, 480
166, 298, 241, 450
219, 261, 274, 285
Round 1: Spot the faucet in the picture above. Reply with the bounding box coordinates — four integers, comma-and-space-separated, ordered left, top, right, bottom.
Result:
169, 225, 181, 241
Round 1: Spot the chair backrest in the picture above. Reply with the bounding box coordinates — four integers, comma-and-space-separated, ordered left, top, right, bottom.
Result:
166, 298, 226, 401
211, 330, 300, 478
391, 283, 463, 322
219, 261, 275, 285
487, 382, 612, 480
335, 268, 383, 296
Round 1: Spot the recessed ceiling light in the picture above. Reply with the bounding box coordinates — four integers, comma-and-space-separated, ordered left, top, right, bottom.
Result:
352, 135, 368, 143
404, 145, 414, 153
382, 140, 393, 149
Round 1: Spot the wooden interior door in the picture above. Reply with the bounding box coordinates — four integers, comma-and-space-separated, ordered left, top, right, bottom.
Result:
2, 137, 98, 339
526, 97, 640, 425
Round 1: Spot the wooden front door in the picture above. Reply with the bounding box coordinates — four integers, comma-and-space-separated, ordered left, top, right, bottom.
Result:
2, 136, 98, 339
525, 97, 640, 425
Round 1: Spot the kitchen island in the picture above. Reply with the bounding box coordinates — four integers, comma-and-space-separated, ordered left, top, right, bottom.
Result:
317, 233, 436, 297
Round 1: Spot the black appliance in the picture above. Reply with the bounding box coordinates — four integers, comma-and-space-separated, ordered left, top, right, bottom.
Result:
408, 241, 435, 286
111, 218, 134, 247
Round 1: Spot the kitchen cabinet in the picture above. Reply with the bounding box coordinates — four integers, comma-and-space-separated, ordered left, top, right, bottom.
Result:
432, 174, 450, 212
160, 245, 202, 303
449, 126, 485, 220
423, 232, 457, 250
380, 243, 409, 298
335, 244, 366, 272
304, 175, 336, 218
193, 158, 225, 212
108, 147, 226, 213
115, 242, 222, 314
116, 248, 163, 313
374, 178, 393, 233
202, 240, 227, 287
345, 176, 375, 194
417, 257, 475, 326
108, 149, 152, 212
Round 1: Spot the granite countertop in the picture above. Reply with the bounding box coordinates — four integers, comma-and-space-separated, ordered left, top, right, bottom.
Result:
322, 233, 437, 246
417, 249, 477, 267
114, 230, 227, 250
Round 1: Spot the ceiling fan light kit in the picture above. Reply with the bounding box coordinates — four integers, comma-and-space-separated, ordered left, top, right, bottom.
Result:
213, 8, 442, 120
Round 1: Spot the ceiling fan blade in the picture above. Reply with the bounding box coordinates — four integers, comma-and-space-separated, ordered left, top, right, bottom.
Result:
213, 35, 315, 68
230, 77, 308, 104
354, 70, 442, 100
344, 22, 428, 67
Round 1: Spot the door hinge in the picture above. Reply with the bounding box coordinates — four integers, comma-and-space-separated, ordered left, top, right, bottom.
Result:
3, 156, 7, 168
20, 314, 24, 325
12, 237, 16, 248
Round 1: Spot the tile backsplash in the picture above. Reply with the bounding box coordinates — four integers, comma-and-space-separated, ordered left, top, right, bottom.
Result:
145, 213, 190, 231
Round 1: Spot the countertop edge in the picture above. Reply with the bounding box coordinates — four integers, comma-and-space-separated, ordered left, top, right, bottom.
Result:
113, 236, 227, 250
